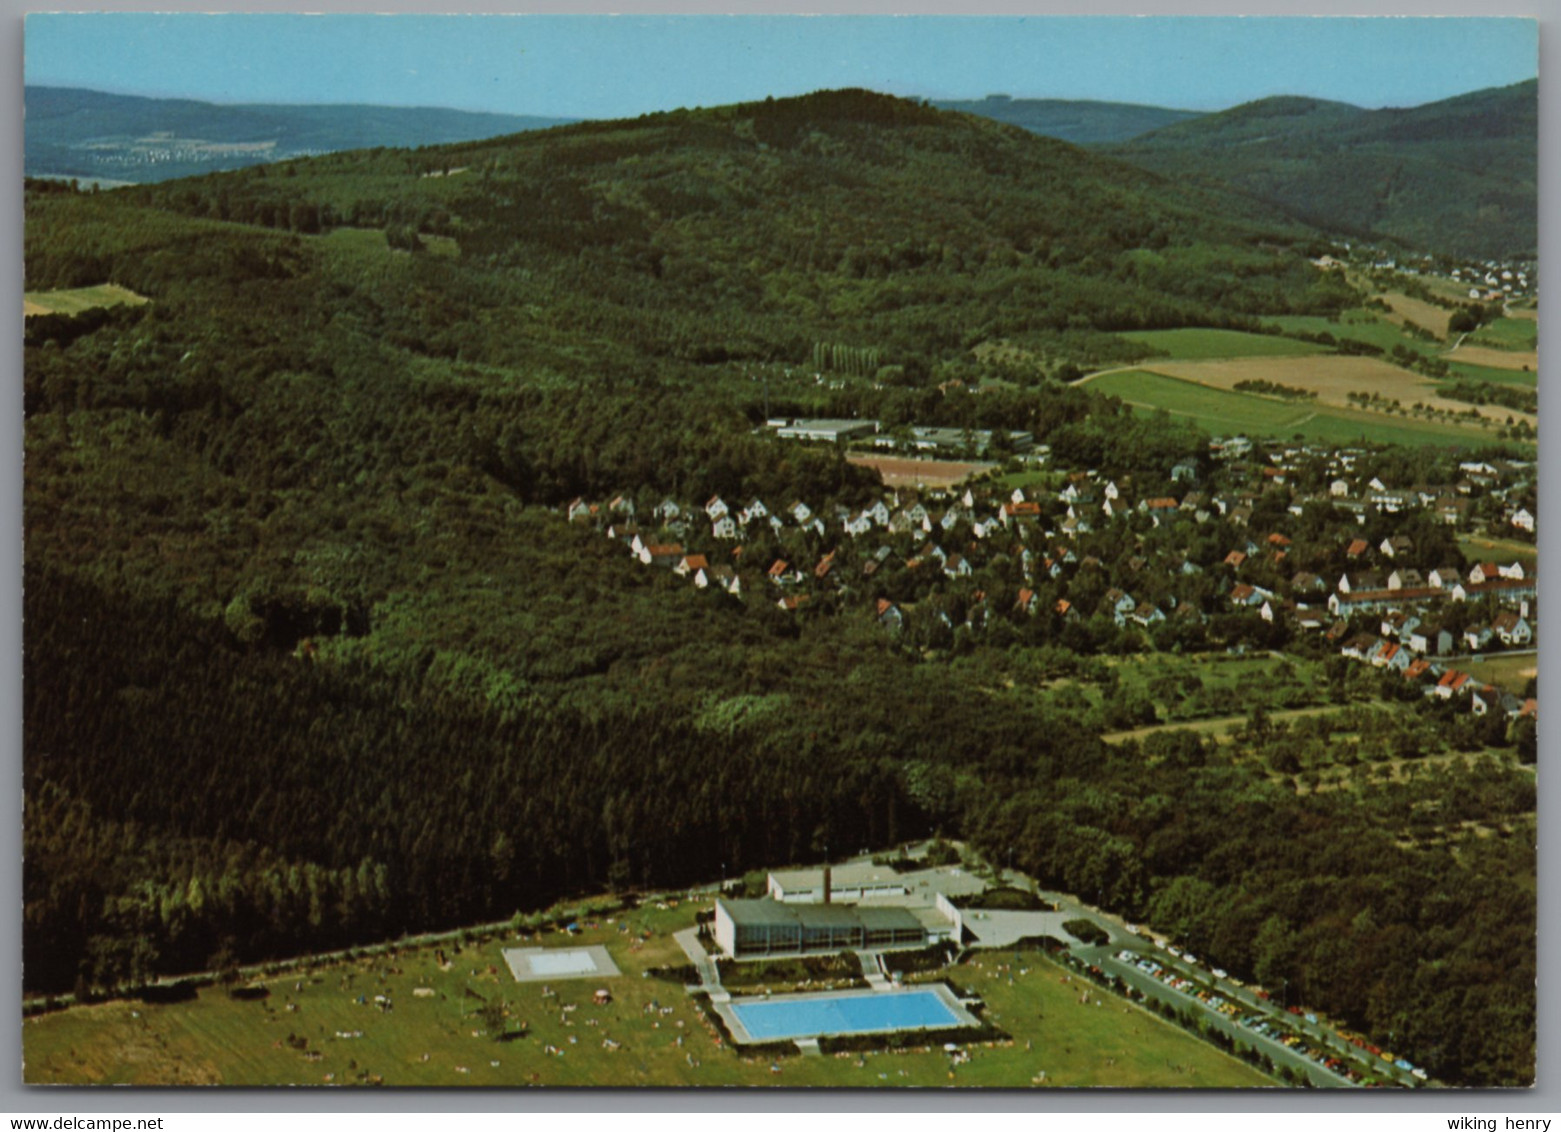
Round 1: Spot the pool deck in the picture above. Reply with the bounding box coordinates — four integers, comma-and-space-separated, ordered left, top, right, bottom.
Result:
712, 982, 982, 1047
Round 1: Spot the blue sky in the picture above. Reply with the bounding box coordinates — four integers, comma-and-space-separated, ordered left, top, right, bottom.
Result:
25, 14, 1538, 118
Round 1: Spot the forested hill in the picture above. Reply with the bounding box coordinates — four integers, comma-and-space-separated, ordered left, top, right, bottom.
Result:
25, 85, 575, 183
932, 95, 1202, 143
1105, 81, 1537, 260
23, 90, 1533, 1085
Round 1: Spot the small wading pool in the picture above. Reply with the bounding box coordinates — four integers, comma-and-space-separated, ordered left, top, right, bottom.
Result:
727, 986, 969, 1042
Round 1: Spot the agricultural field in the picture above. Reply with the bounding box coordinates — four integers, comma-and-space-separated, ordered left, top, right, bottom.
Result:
1087, 369, 1511, 448
848, 455, 996, 488
1445, 360, 1537, 387
23, 898, 1271, 1088
1138, 355, 1533, 431
1118, 328, 1329, 360
1468, 316, 1538, 352
1445, 343, 1538, 373
1264, 310, 1438, 358
1370, 289, 1452, 339
23, 282, 149, 318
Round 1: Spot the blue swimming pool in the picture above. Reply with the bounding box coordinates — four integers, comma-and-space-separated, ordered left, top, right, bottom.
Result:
729, 988, 964, 1041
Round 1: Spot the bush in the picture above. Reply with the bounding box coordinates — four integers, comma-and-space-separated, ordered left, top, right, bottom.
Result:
1061, 918, 1109, 946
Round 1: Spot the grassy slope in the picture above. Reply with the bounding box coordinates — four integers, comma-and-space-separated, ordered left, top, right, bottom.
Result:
24, 901, 1270, 1088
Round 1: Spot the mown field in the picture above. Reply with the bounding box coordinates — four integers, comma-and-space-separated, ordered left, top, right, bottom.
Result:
1119, 328, 1329, 360
23, 898, 1272, 1088
23, 282, 149, 317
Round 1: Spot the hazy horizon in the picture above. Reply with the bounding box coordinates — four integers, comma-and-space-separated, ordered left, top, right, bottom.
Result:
26, 15, 1537, 122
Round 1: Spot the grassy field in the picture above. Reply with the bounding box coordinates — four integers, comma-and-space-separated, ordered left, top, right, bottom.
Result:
1119, 328, 1329, 360
1459, 653, 1536, 694
1090, 369, 1509, 448
1458, 534, 1538, 575
1444, 360, 1537, 388
24, 900, 1272, 1088
23, 283, 149, 318
1265, 311, 1436, 358
1469, 317, 1538, 352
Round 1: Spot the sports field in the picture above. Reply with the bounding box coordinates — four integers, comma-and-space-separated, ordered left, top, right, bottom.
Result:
23, 901, 1272, 1088
1119, 328, 1328, 360
24, 283, 149, 318
848, 455, 995, 488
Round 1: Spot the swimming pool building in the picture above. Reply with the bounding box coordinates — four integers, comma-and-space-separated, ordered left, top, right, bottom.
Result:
713, 897, 930, 958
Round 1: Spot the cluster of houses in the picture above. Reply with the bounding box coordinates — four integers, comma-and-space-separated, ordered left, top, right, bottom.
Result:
559, 437, 1535, 717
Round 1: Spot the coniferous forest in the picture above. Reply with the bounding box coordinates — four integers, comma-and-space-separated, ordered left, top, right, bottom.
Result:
23, 90, 1534, 1085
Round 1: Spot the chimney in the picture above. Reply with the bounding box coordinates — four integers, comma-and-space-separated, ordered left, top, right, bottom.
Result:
822, 866, 832, 905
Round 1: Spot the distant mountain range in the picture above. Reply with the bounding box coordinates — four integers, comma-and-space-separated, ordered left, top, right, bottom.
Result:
932, 95, 1203, 144
945, 82, 1536, 261
25, 86, 574, 184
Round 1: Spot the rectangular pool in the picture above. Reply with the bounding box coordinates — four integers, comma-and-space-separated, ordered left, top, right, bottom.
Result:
728, 987, 966, 1042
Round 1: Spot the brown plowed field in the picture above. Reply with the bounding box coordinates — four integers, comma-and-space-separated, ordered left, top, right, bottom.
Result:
1447, 345, 1539, 372
848, 455, 994, 488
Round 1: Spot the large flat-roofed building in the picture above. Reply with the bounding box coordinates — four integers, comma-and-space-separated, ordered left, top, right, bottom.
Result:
713, 898, 929, 959
774, 419, 880, 443
768, 863, 908, 903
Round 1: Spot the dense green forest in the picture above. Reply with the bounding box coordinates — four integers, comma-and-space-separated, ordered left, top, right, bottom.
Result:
23, 90, 1534, 1085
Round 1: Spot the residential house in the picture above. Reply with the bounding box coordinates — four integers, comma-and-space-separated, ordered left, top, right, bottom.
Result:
1492, 610, 1533, 647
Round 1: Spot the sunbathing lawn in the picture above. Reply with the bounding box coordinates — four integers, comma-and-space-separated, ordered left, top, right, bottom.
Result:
24, 900, 1271, 1088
